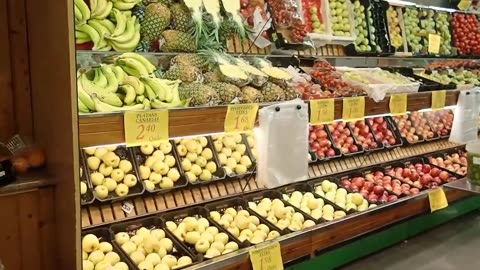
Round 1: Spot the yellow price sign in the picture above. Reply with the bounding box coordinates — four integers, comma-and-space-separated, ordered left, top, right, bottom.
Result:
428, 187, 448, 212
431, 90, 446, 110
310, 98, 335, 125
124, 110, 169, 147
389, 94, 407, 115
249, 242, 283, 270
342, 96, 365, 121
458, 0, 471, 10
224, 104, 259, 133
428, 34, 441, 54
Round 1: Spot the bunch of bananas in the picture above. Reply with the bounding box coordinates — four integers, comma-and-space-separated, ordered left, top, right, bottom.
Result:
78, 53, 189, 113
74, 0, 141, 52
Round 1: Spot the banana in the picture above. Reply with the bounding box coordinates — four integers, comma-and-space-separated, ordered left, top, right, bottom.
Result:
117, 57, 149, 77
111, 8, 127, 37
118, 85, 136, 105
96, 92, 124, 106
90, 0, 98, 14
93, 68, 108, 88
75, 30, 91, 40
77, 79, 96, 110
91, 0, 106, 17
144, 83, 157, 100
78, 98, 90, 113
109, 30, 140, 52
111, 65, 127, 84
75, 23, 104, 50
113, 0, 138, 10
140, 77, 167, 101
116, 93, 126, 101
76, 37, 91, 44
100, 65, 119, 93
122, 76, 145, 95
143, 99, 151, 110
164, 86, 173, 103
122, 11, 132, 17
121, 0, 139, 3
74, 0, 91, 21
105, 16, 136, 44
74, 6, 83, 23
118, 52, 156, 74
96, 44, 112, 51
136, 95, 145, 103
92, 0, 112, 20
87, 20, 110, 49
80, 73, 108, 95
97, 19, 116, 33
151, 99, 187, 109
92, 94, 144, 112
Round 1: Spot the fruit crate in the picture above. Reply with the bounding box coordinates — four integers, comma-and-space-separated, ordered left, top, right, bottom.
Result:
172, 136, 226, 185
361, 166, 415, 198
422, 110, 454, 139
80, 153, 95, 205
160, 205, 247, 258
366, 116, 403, 149
326, 0, 357, 45
325, 122, 365, 156
402, 6, 427, 56
243, 190, 318, 233
209, 134, 256, 180
334, 171, 392, 205
390, 115, 425, 145
82, 228, 137, 270
289, 181, 357, 215
347, 120, 384, 152
402, 157, 462, 188
309, 124, 342, 161
425, 151, 467, 176
386, 5, 408, 54
433, 11, 457, 57
345, 0, 378, 56
109, 216, 201, 269
408, 111, 441, 142
82, 145, 145, 203
416, 7, 440, 57
370, 0, 395, 56
204, 197, 284, 246
131, 142, 188, 194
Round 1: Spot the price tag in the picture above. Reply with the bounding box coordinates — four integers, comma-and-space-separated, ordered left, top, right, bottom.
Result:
428, 188, 448, 212
122, 202, 134, 214
342, 96, 365, 121
431, 90, 446, 110
428, 34, 441, 54
389, 94, 407, 115
124, 110, 169, 147
224, 104, 259, 133
458, 0, 471, 10
310, 98, 335, 125
249, 242, 283, 270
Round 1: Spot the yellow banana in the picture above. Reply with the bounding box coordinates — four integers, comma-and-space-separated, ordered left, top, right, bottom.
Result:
119, 52, 156, 74
74, 0, 91, 21
75, 24, 102, 50
92, 94, 144, 112
111, 65, 127, 84
78, 98, 90, 113
75, 30, 90, 40
96, 92, 123, 106
109, 30, 140, 52
92, 0, 112, 20
93, 68, 108, 88
91, 0, 106, 17
96, 44, 112, 51
113, 0, 139, 10
144, 83, 157, 100
136, 95, 145, 103
97, 19, 116, 33
90, 0, 98, 14
118, 85, 136, 105
111, 8, 127, 37
143, 99, 151, 109
122, 76, 144, 95
105, 16, 136, 44
117, 57, 149, 77
140, 77, 167, 101
100, 65, 119, 93
151, 98, 186, 109
77, 77, 96, 110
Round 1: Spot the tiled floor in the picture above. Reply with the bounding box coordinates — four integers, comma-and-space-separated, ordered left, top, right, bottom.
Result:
341, 210, 480, 269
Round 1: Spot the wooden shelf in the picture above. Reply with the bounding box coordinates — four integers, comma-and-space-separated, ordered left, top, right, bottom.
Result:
78, 91, 459, 147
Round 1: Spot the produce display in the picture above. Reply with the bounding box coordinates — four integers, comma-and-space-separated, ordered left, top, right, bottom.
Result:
309, 60, 365, 97
418, 68, 479, 86
364, 169, 418, 197
387, 161, 458, 189
435, 12, 453, 55
175, 136, 223, 183
348, 120, 381, 151
212, 134, 253, 176
312, 179, 375, 212
429, 153, 467, 176
367, 117, 400, 147
423, 110, 453, 137
418, 9, 436, 54
403, 7, 423, 54
329, 0, 353, 37
409, 111, 438, 140
114, 225, 194, 268
309, 125, 339, 159
302, 0, 327, 34
83, 145, 143, 200
452, 13, 480, 55
386, 6, 403, 49
351, 0, 374, 53
244, 131, 258, 161
328, 122, 362, 155
369, 1, 392, 54
282, 188, 347, 220
392, 115, 422, 144
339, 175, 397, 204
82, 233, 130, 270
134, 141, 184, 192
267, 0, 308, 43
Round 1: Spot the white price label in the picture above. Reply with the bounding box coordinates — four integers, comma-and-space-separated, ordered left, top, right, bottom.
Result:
122, 202, 134, 214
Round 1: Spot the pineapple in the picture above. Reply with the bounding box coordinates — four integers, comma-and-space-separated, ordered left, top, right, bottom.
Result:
135, 40, 151, 52
231, 58, 268, 87
163, 64, 202, 83
201, 50, 251, 86
260, 82, 285, 102
132, 4, 146, 23
253, 58, 293, 88
160, 30, 197, 52
140, 3, 171, 42
178, 83, 219, 106
203, 71, 222, 83
240, 86, 264, 103
171, 54, 208, 72
207, 82, 241, 104
170, 3, 191, 32
284, 86, 301, 100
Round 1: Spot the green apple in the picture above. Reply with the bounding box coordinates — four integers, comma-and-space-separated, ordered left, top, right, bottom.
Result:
94, 185, 109, 199
123, 174, 137, 187
115, 183, 129, 197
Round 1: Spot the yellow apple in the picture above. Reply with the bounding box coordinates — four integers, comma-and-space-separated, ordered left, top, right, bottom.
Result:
138, 261, 154, 270
99, 163, 113, 177
88, 250, 104, 264
141, 144, 154, 155
214, 232, 229, 245
94, 185, 109, 199
83, 260, 94, 270
159, 177, 174, 189
119, 160, 133, 173
159, 238, 173, 253
152, 150, 165, 161
115, 183, 129, 197
145, 253, 161, 266
225, 241, 239, 251
161, 255, 177, 269
167, 169, 180, 182
114, 262, 129, 270
144, 180, 155, 191
90, 172, 105, 186
82, 234, 100, 253
110, 169, 125, 182
104, 251, 120, 264
164, 155, 176, 168
94, 147, 108, 159
176, 145, 187, 156
177, 256, 193, 267
160, 142, 172, 154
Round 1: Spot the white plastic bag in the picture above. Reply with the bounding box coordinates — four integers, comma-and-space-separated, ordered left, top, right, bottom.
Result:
450, 88, 480, 144
256, 100, 309, 188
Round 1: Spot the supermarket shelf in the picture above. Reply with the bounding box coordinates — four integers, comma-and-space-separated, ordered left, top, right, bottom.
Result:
445, 178, 480, 194
78, 91, 460, 147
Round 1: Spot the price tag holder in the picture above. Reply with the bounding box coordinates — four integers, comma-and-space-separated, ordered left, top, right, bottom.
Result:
431, 90, 446, 110
428, 188, 448, 212
310, 98, 335, 125
428, 34, 441, 54
224, 104, 259, 133
124, 110, 169, 147
342, 96, 365, 121
249, 242, 283, 270
389, 94, 407, 115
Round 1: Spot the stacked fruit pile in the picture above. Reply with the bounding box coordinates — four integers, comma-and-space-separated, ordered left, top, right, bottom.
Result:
364, 170, 418, 197
309, 60, 365, 97
309, 125, 339, 159
314, 179, 375, 211
409, 111, 437, 140
328, 122, 361, 155
452, 13, 480, 55
283, 188, 347, 220
349, 120, 381, 150
386, 6, 403, 49
329, 0, 353, 37
351, 0, 373, 53
424, 110, 453, 137
428, 153, 467, 176
302, 0, 326, 34
339, 175, 397, 203
367, 117, 399, 147
82, 233, 129, 270
392, 115, 422, 144
387, 162, 457, 189
212, 134, 253, 176
435, 12, 453, 55
418, 9, 437, 54
418, 68, 479, 85
403, 7, 423, 54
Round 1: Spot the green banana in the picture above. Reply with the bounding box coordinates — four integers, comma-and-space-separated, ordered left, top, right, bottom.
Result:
111, 65, 127, 84
144, 83, 157, 100
96, 45, 112, 51
92, 94, 144, 112
74, 6, 83, 23
90, 0, 98, 14
118, 85, 136, 105
74, 0, 90, 21
113, 0, 138, 10
76, 37, 91, 44
116, 93, 126, 101
75, 24, 101, 50
87, 19, 111, 49
100, 65, 119, 93
92, 0, 112, 20
78, 87, 96, 111
78, 98, 90, 113
75, 30, 90, 40
122, 11, 132, 17
151, 98, 187, 109
143, 99, 151, 110
109, 30, 140, 52
123, 76, 145, 95
111, 8, 127, 37
105, 16, 136, 44
93, 68, 108, 88
140, 77, 167, 101
97, 19, 116, 33
96, 92, 123, 107
118, 52, 156, 74
117, 57, 149, 77
136, 95, 145, 103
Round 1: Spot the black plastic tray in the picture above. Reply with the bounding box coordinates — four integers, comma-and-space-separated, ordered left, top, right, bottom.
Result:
366, 116, 403, 149
371, 0, 395, 56
347, 120, 385, 152
325, 122, 365, 157
83, 145, 145, 202
80, 152, 95, 205
160, 206, 246, 257
173, 136, 226, 185
390, 115, 426, 145
82, 228, 137, 269
131, 141, 188, 194
110, 216, 201, 269
309, 124, 342, 161
242, 133, 257, 162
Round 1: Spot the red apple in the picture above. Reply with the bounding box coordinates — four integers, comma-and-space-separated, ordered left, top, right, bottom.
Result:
373, 186, 385, 195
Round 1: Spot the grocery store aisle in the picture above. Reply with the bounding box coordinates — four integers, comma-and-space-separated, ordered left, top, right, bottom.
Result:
340, 210, 480, 270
